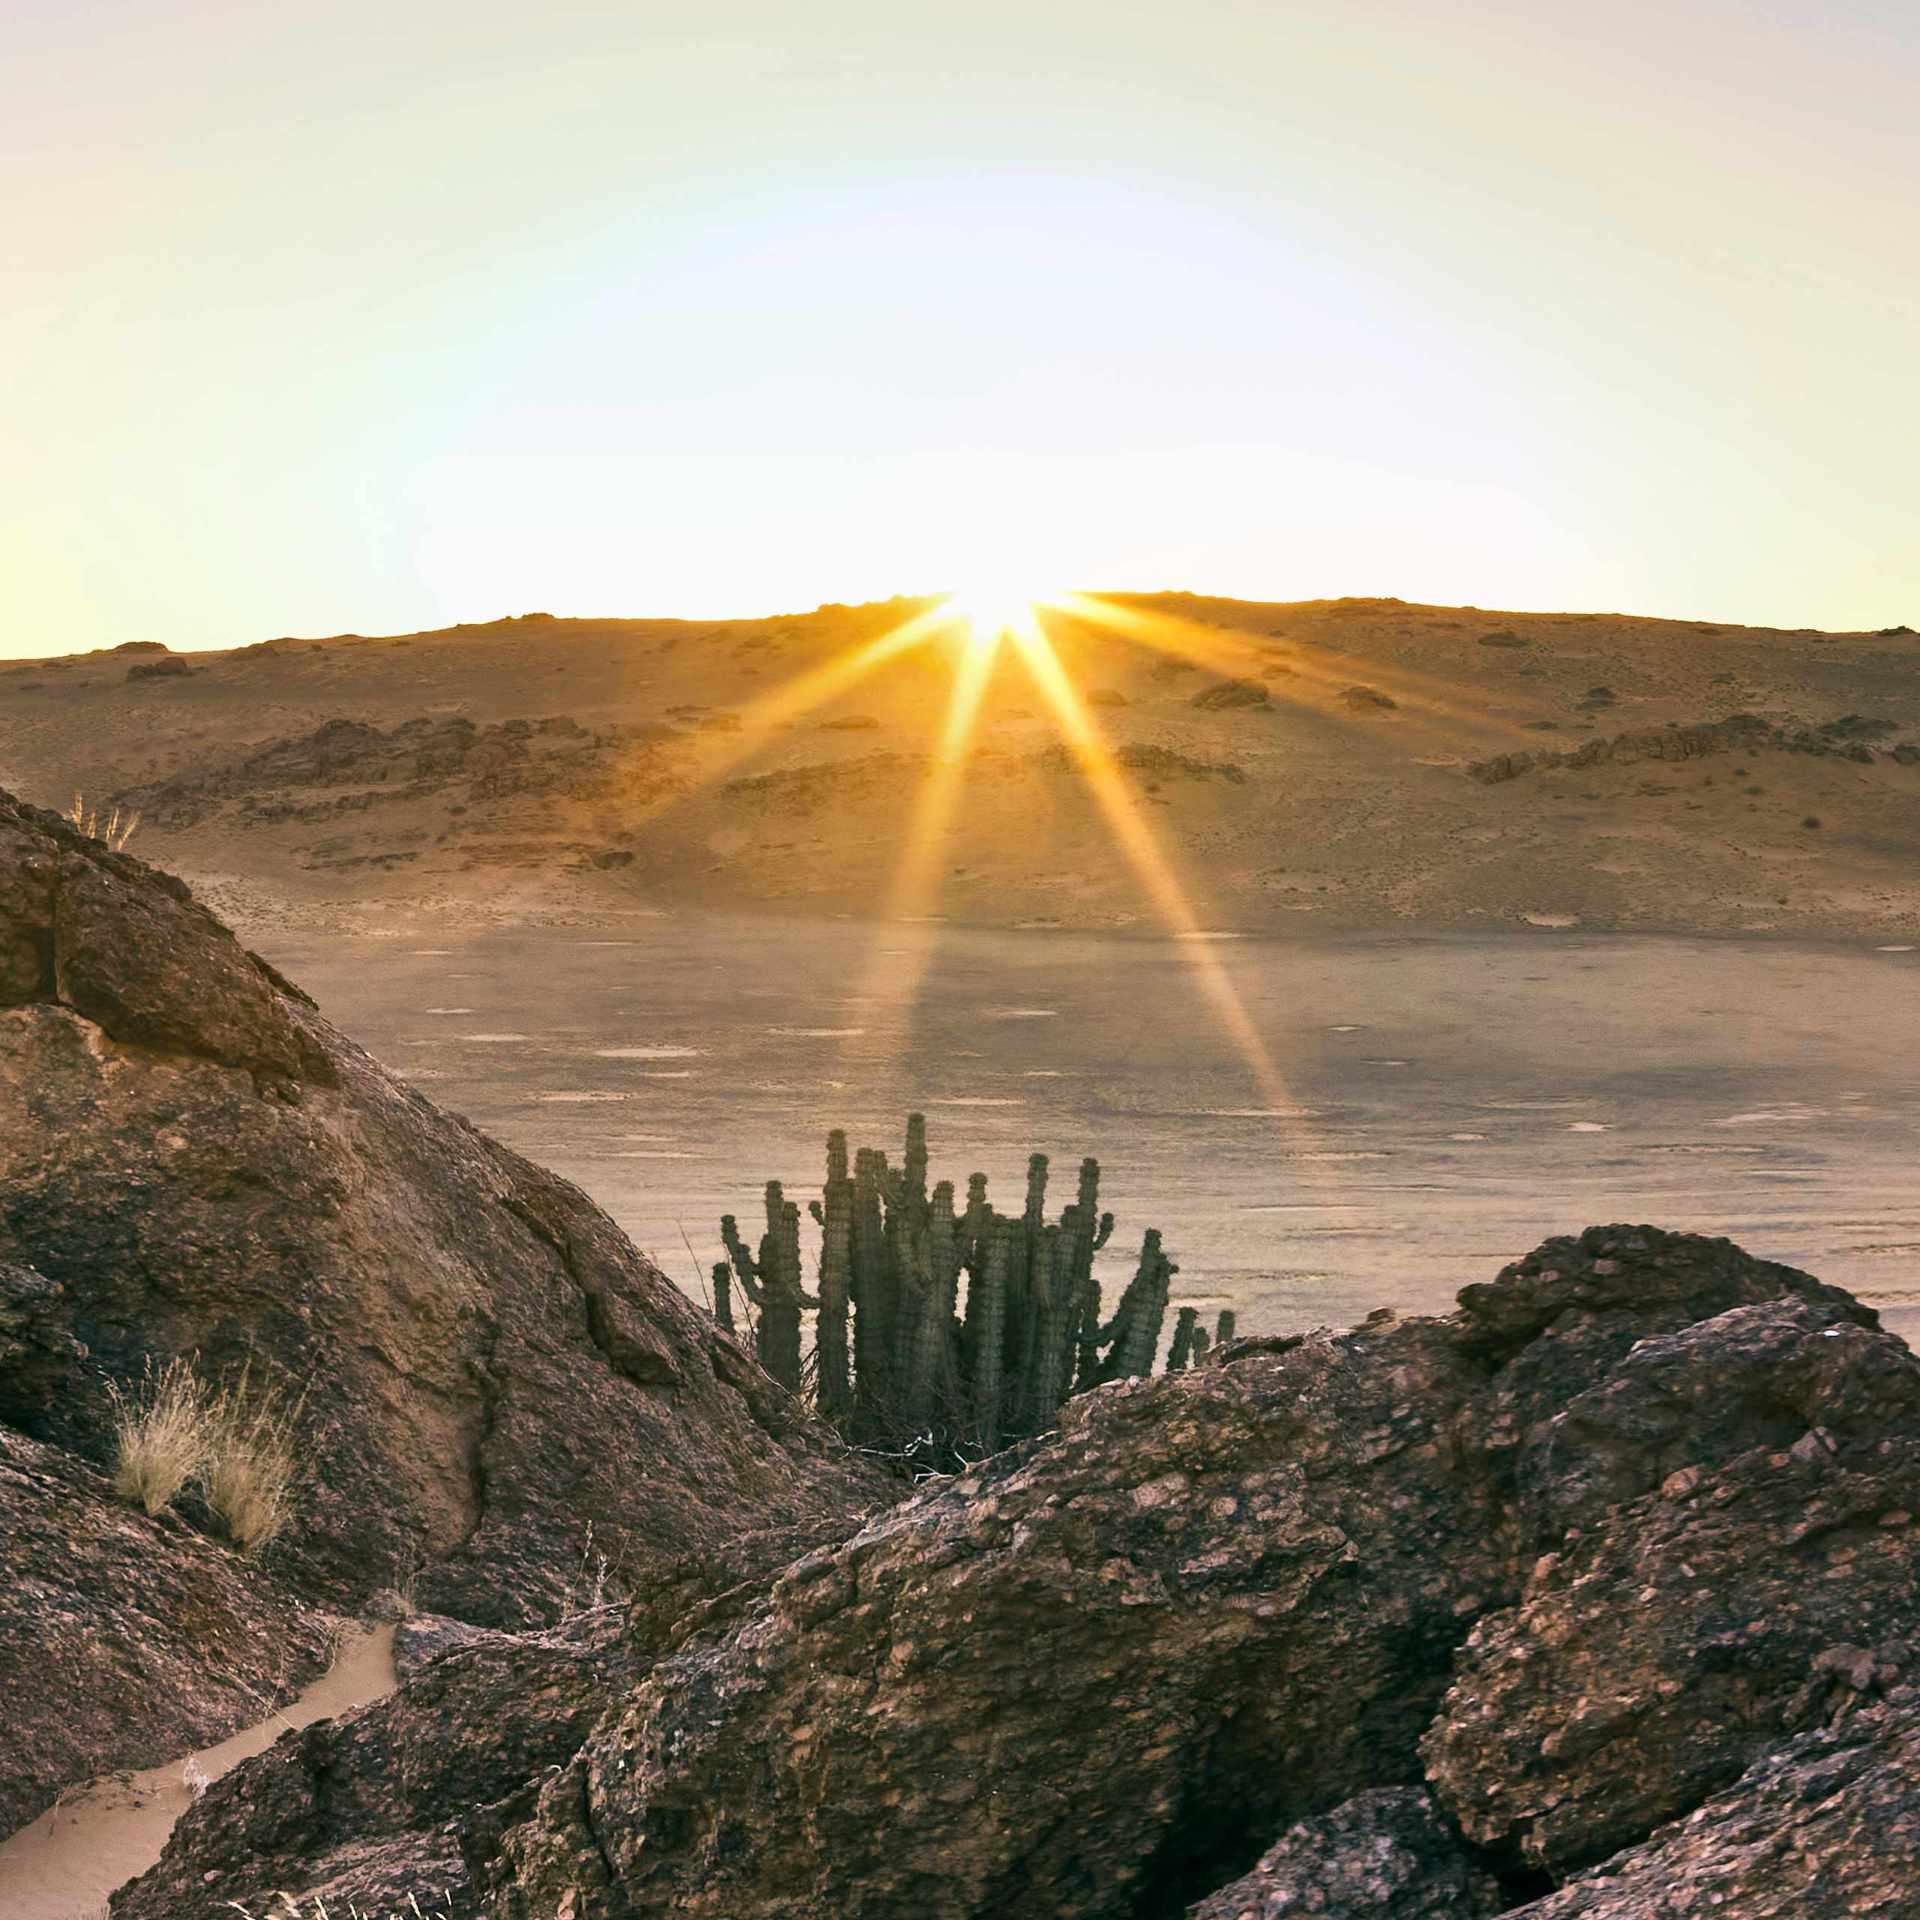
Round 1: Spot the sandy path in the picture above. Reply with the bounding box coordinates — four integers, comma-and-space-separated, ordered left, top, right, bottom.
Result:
0, 1622, 396, 1920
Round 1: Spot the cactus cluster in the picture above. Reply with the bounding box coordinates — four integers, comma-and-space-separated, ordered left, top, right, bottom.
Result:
715, 1114, 1233, 1459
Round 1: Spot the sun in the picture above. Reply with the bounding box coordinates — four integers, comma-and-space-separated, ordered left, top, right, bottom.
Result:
943, 578, 1054, 649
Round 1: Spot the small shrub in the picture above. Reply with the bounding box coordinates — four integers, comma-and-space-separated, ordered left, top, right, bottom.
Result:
109, 1357, 212, 1515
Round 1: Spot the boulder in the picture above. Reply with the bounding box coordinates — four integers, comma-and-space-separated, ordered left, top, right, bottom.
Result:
1424, 1295, 1920, 1875
493, 1315, 1514, 1920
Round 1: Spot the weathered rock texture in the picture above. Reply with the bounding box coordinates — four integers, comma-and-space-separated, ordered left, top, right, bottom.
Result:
111, 1609, 646, 1920
0, 787, 877, 1827
1506, 1692, 1920, 1917
111, 1515, 867, 1919
1425, 1294, 1920, 1875
1184, 1789, 1501, 1919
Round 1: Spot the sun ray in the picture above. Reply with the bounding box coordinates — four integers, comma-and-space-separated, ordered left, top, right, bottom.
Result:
607, 600, 954, 830
1003, 615, 1299, 1121
1057, 592, 1544, 751
845, 623, 1007, 1051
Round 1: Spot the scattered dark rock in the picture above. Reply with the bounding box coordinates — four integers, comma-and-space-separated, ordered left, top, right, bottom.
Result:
1875, 624, 1915, 637
1341, 685, 1398, 712
817, 714, 880, 730
1086, 688, 1129, 708
1894, 743, 1920, 766
1041, 742, 1246, 786
1577, 686, 1618, 711
126, 656, 194, 681
1818, 713, 1897, 741
1478, 631, 1528, 649
1191, 677, 1270, 710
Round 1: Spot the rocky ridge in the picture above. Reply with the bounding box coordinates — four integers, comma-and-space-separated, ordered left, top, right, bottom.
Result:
107, 1224, 1920, 1920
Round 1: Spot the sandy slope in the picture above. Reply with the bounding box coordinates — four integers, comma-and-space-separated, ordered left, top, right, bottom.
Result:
0, 1625, 395, 1920
1, 593, 1915, 937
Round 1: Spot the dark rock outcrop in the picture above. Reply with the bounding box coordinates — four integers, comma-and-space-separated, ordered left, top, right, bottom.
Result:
0, 787, 877, 1826
494, 1314, 1507, 1919
1190, 678, 1270, 710
1468, 710, 1907, 784
1425, 1295, 1920, 1876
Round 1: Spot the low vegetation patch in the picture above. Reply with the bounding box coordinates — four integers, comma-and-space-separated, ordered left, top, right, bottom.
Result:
63, 791, 140, 850
108, 1355, 305, 1549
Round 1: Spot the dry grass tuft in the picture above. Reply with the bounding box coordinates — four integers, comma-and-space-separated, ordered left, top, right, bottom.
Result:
225, 1891, 455, 1918
108, 1354, 306, 1550
200, 1361, 305, 1551
109, 1357, 213, 1515
64, 790, 140, 850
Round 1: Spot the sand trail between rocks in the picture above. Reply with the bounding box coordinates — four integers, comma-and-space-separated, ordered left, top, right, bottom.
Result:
0, 1623, 396, 1920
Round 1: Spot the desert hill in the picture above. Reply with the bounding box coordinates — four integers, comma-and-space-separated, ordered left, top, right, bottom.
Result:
2, 593, 1916, 937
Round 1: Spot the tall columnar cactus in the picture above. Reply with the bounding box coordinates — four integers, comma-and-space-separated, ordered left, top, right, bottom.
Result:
809, 1130, 854, 1420
967, 1216, 1013, 1450
1097, 1229, 1176, 1386
721, 1185, 812, 1392
1167, 1305, 1199, 1371
720, 1115, 1201, 1461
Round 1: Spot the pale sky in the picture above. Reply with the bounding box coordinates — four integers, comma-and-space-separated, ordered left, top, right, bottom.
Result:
4, 0, 1916, 655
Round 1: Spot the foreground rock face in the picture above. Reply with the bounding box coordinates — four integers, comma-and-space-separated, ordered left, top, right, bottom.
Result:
0, 788, 874, 1623
107, 1223, 1920, 1919
485, 1227, 1898, 1920
0, 788, 876, 1826
1426, 1295, 1920, 1875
